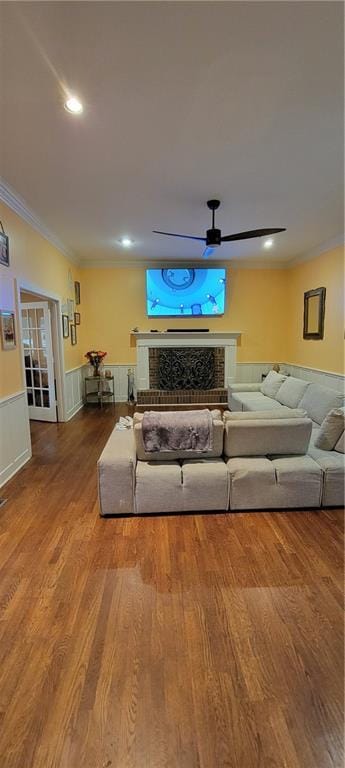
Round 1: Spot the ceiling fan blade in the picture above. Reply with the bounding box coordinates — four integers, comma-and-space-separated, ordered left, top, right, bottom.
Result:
203, 246, 217, 259
153, 230, 206, 242
221, 228, 286, 242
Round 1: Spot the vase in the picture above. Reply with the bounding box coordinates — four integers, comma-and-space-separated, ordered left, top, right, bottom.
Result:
93, 364, 100, 377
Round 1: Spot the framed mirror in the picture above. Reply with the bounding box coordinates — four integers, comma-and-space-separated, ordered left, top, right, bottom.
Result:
303, 287, 326, 339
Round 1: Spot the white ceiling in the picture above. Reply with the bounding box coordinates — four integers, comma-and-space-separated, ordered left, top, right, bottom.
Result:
0, 1, 344, 266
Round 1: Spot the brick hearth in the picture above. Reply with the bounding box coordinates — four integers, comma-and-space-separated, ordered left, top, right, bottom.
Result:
136, 387, 228, 407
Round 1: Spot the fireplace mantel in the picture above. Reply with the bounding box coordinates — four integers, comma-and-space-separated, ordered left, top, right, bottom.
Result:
132, 331, 241, 390
132, 331, 241, 342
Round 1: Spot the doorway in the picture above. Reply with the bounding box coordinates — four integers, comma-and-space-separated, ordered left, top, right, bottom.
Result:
19, 287, 65, 423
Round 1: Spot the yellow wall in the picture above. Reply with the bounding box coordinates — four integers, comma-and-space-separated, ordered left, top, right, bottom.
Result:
81, 247, 344, 375
1, 193, 343, 404
286, 246, 345, 374
80, 266, 289, 366
0, 201, 83, 398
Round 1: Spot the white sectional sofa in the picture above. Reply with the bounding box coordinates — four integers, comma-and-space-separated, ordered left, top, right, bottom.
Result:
98, 410, 229, 516
229, 371, 344, 422
97, 378, 344, 514
228, 370, 345, 508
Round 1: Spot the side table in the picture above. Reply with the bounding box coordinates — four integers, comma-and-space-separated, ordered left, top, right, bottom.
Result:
84, 376, 115, 410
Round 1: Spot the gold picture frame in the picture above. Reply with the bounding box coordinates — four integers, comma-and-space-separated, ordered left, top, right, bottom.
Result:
0, 310, 16, 349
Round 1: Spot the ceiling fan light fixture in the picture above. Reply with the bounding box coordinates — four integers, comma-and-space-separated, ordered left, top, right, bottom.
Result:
120, 237, 134, 247
64, 95, 83, 114
152, 201, 286, 252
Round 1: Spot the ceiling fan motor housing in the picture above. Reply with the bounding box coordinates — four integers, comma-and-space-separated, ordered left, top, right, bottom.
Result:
206, 228, 221, 246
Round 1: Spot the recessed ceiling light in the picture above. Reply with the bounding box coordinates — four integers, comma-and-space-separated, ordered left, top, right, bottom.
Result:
64, 96, 83, 115
120, 237, 133, 247
263, 238, 273, 249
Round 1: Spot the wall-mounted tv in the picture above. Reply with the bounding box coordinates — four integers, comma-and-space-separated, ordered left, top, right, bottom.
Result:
146, 268, 226, 317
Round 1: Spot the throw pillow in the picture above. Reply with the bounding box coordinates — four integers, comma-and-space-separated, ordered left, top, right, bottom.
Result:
334, 431, 345, 454
299, 384, 345, 425
314, 408, 345, 451
260, 370, 286, 399
275, 376, 310, 408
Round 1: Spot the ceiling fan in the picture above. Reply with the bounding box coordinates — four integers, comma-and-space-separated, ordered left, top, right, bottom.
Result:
153, 199, 286, 258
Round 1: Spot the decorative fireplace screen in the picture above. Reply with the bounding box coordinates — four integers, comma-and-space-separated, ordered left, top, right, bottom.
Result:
158, 347, 215, 390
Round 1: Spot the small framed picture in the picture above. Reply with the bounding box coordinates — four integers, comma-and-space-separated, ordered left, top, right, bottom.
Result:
0, 310, 16, 349
74, 311, 80, 325
75, 281, 81, 305
62, 314, 69, 338
0, 230, 9, 268
70, 323, 77, 345
67, 298, 74, 321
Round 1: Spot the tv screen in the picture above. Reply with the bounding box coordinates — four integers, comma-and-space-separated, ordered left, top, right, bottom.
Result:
146, 268, 226, 317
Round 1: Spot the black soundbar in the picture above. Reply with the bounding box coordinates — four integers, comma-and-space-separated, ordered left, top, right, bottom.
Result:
166, 328, 209, 332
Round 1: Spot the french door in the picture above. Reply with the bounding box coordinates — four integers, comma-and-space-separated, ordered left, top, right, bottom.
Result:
21, 302, 57, 422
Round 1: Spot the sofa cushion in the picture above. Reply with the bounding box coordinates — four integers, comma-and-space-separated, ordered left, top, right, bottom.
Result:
181, 459, 229, 512
224, 417, 312, 457
230, 393, 283, 411
314, 408, 345, 451
275, 376, 310, 408
133, 410, 223, 460
334, 431, 345, 453
224, 408, 308, 421
243, 399, 302, 413
260, 370, 287, 398
308, 431, 345, 469
299, 384, 345, 425
135, 460, 183, 514
227, 455, 322, 510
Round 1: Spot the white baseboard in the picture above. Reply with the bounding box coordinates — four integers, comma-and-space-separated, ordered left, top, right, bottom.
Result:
0, 391, 32, 488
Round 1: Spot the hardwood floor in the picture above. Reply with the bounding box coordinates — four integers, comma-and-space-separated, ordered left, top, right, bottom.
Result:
0, 406, 343, 768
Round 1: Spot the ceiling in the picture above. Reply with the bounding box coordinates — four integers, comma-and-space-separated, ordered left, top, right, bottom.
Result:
0, 1, 344, 266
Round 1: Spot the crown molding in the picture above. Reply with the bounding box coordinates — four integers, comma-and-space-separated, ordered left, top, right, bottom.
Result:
0, 178, 79, 265
286, 233, 345, 267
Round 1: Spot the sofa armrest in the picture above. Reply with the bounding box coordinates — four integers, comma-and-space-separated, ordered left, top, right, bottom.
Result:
228, 383, 262, 393
97, 428, 137, 515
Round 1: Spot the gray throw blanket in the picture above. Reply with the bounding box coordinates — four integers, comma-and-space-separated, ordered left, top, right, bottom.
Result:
142, 409, 213, 453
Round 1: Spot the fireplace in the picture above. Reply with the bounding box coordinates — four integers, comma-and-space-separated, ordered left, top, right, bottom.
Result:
132, 331, 241, 407
149, 347, 224, 390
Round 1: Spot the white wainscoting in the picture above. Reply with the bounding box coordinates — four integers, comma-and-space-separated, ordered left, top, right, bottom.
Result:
0, 391, 32, 488
236, 362, 345, 392
236, 363, 277, 383
284, 364, 345, 393
69, 362, 343, 409
65, 366, 84, 420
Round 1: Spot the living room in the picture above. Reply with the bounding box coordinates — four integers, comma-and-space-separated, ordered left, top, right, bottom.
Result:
0, 2, 344, 767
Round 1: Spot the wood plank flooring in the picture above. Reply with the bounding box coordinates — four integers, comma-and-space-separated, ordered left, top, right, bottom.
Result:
0, 406, 343, 768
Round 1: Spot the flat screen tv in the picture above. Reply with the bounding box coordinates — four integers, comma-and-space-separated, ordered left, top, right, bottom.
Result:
146, 268, 226, 317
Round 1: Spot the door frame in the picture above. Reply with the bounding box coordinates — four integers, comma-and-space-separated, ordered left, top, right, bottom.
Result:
17, 279, 67, 422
